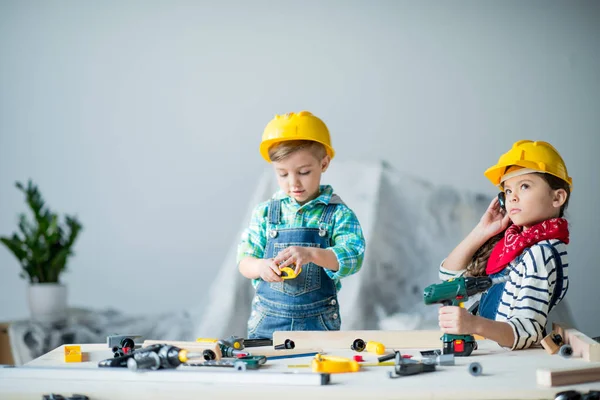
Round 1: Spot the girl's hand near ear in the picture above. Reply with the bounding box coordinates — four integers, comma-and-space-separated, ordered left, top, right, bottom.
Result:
477, 197, 510, 239
442, 197, 508, 272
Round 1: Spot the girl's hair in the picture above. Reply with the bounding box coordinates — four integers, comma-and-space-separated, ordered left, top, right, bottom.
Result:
465, 233, 505, 277
268, 140, 327, 163
465, 172, 571, 277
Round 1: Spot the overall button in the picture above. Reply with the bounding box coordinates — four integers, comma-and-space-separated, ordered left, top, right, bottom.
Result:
332, 313, 338, 319
318, 229, 327, 237
330, 299, 337, 306
269, 230, 278, 238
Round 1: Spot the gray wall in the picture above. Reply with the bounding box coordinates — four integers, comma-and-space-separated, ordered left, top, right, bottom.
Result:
1, 1, 599, 335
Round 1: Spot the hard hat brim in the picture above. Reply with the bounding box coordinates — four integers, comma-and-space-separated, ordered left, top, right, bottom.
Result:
484, 162, 572, 188
259, 138, 335, 163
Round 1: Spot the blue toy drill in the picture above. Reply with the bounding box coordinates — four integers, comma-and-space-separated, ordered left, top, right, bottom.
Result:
423, 276, 506, 356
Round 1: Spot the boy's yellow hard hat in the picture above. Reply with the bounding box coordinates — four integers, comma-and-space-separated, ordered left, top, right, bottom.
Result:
259, 111, 335, 163
484, 140, 572, 188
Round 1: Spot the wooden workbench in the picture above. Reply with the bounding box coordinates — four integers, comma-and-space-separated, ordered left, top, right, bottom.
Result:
0, 340, 599, 399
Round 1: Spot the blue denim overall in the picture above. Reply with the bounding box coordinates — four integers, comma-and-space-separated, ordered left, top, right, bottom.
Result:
479, 243, 565, 323
247, 198, 342, 339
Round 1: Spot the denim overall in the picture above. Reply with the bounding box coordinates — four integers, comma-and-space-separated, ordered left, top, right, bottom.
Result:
247, 198, 342, 339
479, 243, 565, 325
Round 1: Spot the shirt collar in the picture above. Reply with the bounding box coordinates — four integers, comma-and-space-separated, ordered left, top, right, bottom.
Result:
273, 185, 334, 206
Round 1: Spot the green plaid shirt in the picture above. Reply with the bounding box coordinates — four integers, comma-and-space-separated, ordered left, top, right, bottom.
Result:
237, 185, 365, 291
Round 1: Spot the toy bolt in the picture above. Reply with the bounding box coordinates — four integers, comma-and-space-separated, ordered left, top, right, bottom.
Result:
378, 352, 399, 363
275, 339, 295, 350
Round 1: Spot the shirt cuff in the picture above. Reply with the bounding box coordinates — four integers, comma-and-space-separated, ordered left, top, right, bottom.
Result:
505, 320, 520, 350
439, 259, 466, 280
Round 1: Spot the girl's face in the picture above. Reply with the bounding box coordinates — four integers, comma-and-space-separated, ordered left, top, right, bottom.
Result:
272, 149, 330, 205
502, 173, 567, 230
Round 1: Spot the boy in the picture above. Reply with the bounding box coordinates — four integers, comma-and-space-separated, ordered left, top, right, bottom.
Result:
237, 111, 366, 339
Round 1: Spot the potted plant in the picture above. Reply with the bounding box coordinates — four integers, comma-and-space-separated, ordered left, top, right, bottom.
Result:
1, 180, 83, 323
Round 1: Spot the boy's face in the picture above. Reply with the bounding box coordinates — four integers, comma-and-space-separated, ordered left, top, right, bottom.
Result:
272, 149, 330, 205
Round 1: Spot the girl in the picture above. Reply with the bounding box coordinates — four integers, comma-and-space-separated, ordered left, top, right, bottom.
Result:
439, 140, 572, 350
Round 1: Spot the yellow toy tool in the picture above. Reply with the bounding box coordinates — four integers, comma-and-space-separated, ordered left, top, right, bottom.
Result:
311, 354, 360, 374
366, 341, 386, 355
280, 266, 302, 280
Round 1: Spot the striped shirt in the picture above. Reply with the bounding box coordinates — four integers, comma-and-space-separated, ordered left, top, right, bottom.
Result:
237, 185, 366, 291
439, 239, 569, 350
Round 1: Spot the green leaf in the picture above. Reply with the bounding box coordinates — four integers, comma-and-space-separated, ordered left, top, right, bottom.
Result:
1, 180, 83, 283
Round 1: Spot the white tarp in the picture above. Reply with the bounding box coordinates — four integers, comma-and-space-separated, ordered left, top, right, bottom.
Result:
196, 160, 574, 336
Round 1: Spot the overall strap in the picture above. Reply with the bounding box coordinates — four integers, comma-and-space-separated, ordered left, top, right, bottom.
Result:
267, 199, 281, 225
539, 243, 564, 312
319, 204, 338, 225
318, 194, 344, 225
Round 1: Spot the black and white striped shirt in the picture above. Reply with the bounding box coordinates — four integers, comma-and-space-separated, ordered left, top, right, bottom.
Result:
439, 239, 569, 350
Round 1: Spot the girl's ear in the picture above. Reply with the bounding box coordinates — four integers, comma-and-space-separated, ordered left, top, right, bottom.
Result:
553, 188, 568, 208
321, 155, 331, 173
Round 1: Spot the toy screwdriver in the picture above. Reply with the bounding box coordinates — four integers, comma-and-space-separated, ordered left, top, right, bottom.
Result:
127, 345, 207, 371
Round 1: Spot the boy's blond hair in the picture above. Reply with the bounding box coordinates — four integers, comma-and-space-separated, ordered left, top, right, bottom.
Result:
268, 140, 327, 163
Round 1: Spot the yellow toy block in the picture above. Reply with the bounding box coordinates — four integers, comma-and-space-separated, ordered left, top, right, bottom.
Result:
64, 345, 82, 362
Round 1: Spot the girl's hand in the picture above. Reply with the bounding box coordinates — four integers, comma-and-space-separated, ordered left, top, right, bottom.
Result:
259, 258, 283, 282
439, 306, 477, 334
477, 197, 510, 239
273, 246, 313, 275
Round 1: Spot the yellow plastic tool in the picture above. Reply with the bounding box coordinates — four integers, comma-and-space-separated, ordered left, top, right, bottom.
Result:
196, 338, 219, 343
311, 354, 360, 374
366, 341, 386, 355
280, 266, 302, 280
64, 345, 82, 363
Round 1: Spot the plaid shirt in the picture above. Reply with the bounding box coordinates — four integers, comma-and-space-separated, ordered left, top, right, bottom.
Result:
237, 185, 365, 291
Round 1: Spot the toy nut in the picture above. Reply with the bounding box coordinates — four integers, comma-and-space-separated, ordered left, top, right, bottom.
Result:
559, 344, 573, 358
351, 338, 366, 352
468, 362, 482, 376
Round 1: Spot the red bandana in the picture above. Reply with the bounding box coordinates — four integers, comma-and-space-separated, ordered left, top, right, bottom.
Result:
486, 218, 570, 275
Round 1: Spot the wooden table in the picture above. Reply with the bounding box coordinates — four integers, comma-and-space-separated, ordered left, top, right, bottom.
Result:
0, 340, 599, 399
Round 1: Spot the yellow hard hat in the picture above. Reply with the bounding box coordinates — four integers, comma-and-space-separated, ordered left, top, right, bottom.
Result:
259, 111, 335, 163
484, 140, 572, 188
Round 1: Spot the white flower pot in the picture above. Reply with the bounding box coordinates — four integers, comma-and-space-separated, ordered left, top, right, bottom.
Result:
27, 283, 67, 324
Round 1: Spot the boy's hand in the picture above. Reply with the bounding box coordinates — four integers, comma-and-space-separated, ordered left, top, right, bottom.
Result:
438, 306, 477, 335
259, 258, 283, 282
273, 246, 314, 275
